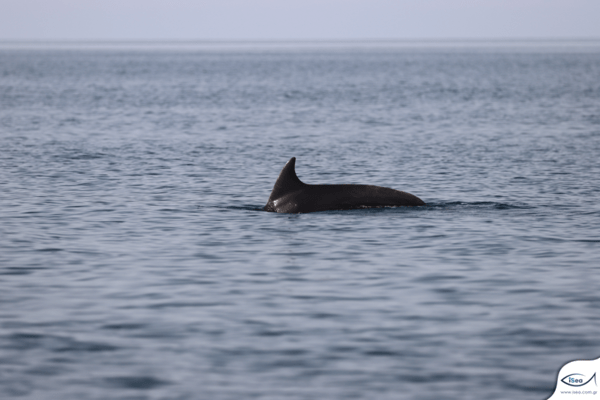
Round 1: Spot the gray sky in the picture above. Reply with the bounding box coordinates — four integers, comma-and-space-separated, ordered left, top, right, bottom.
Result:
1, 0, 599, 40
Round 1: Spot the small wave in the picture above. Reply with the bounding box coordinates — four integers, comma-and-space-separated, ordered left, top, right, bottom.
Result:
101, 323, 146, 331
224, 202, 531, 213
53, 152, 106, 160
424, 201, 533, 210
103, 376, 170, 390
217, 205, 265, 212
2, 332, 119, 353
0, 266, 47, 276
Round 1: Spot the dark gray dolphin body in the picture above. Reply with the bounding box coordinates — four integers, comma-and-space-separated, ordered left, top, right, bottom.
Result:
263, 157, 425, 213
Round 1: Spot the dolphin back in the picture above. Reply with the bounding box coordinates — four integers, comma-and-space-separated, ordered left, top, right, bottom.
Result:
264, 157, 425, 213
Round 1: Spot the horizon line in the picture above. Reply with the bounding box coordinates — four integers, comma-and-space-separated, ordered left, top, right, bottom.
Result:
2, 37, 600, 43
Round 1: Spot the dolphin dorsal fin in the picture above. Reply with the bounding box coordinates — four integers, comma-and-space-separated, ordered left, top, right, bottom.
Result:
267, 157, 305, 201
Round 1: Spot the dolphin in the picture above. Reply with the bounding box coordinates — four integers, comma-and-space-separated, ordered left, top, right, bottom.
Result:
263, 157, 425, 213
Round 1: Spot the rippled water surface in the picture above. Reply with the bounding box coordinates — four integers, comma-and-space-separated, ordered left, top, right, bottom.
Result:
1, 43, 600, 400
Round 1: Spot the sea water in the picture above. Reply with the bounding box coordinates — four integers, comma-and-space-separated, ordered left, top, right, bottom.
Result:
1, 41, 599, 400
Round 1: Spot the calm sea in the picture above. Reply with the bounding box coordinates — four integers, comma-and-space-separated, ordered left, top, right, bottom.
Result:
1, 41, 599, 400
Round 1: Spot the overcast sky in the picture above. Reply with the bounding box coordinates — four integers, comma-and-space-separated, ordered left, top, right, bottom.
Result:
1, 0, 599, 40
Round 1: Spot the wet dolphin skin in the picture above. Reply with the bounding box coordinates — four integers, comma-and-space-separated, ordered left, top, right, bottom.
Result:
263, 157, 425, 213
